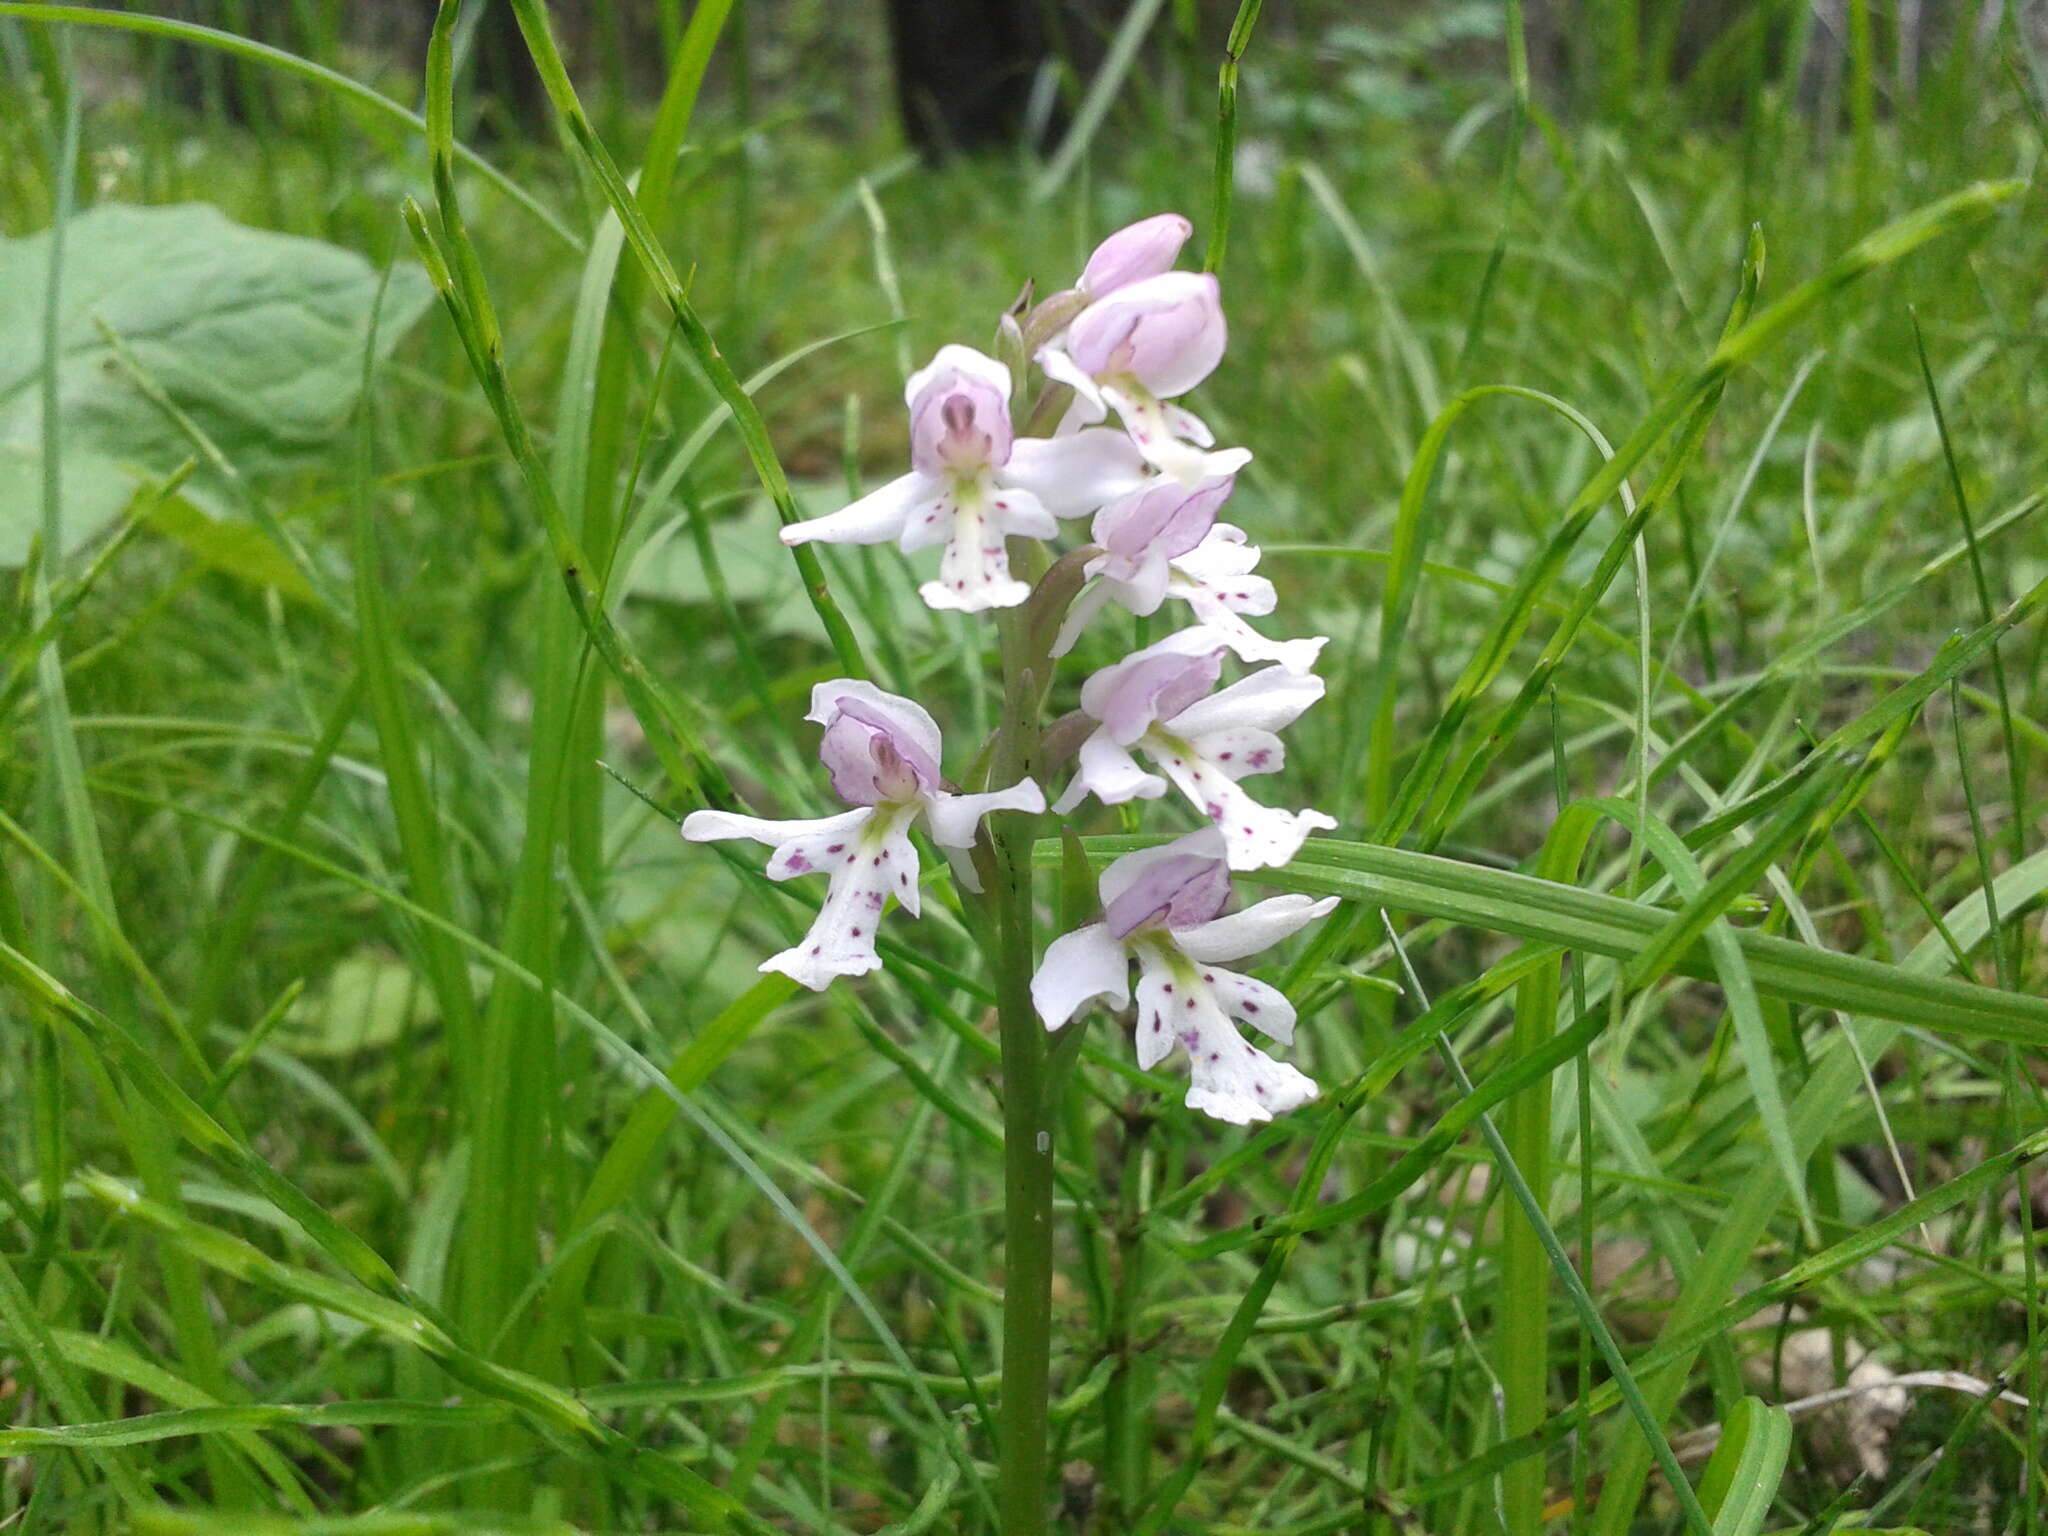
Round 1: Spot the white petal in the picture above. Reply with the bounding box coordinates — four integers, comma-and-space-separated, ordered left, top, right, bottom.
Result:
1147, 741, 1336, 871
925, 777, 1044, 849
1098, 382, 1252, 485
898, 485, 962, 554
1173, 557, 1273, 617
1165, 665, 1325, 740
1172, 524, 1261, 584
987, 484, 1058, 540
1049, 578, 1116, 659
1131, 960, 1182, 1070
1132, 957, 1318, 1124
905, 343, 1012, 408
1162, 402, 1215, 447
682, 806, 871, 851
919, 501, 1032, 612
1001, 429, 1147, 518
1184, 1048, 1318, 1125
782, 471, 936, 546
1185, 607, 1330, 675
1184, 724, 1285, 781
1176, 894, 1340, 964
1037, 346, 1107, 420
1031, 923, 1131, 1031
761, 812, 921, 989
1053, 728, 1168, 812
1119, 549, 1175, 615
1200, 965, 1297, 1044
760, 810, 883, 880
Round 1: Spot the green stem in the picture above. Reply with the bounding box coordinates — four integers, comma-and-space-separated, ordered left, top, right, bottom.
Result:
993, 610, 1052, 1536
1102, 1104, 1153, 1522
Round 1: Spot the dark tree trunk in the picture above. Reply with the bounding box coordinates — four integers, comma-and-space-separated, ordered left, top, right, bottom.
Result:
883, 0, 1055, 156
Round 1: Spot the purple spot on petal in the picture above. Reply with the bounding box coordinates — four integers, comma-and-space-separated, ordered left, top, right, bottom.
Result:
827, 843, 844, 853
1243, 1002, 1259, 1015
850, 927, 863, 937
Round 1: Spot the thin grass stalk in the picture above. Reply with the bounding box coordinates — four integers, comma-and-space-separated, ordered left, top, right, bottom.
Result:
1202, 0, 1261, 274
495, 0, 870, 680
1452, 0, 1527, 372
1372, 183, 2021, 852
0, 3, 576, 245
29, 63, 260, 1508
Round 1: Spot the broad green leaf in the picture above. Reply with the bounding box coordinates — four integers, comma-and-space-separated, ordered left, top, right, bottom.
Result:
280, 950, 441, 1059
0, 202, 430, 562
626, 487, 936, 646
148, 492, 318, 603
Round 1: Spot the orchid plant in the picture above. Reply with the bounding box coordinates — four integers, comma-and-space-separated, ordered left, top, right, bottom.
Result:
677, 215, 1344, 1535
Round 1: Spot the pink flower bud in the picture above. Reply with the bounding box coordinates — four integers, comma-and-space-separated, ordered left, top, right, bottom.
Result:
1079, 213, 1193, 296
1064, 272, 1227, 399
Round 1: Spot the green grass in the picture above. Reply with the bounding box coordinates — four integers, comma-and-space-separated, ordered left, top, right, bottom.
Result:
2, 3, 2046, 1532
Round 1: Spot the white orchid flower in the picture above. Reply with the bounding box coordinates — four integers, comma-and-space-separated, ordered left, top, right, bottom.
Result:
1051, 628, 1335, 871
1052, 474, 1328, 673
683, 681, 1042, 990
1031, 828, 1337, 1124
780, 345, 1145, 613
1038, 270, 1250, 485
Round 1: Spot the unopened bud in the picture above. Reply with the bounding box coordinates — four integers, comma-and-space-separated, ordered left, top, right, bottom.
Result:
1020, 287, 1092, 355
992, 312, 1028, 392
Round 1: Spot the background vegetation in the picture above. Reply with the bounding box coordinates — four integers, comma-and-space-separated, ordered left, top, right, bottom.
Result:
1, 2, 2044, 1532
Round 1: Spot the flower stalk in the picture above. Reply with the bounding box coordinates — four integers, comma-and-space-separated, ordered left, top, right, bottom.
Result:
992, 607, 1054, 1536
674, 214, 1338, 1529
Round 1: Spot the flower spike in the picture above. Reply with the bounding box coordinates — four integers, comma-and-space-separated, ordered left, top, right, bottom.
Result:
683, 680, 1042, 989
781, 345, 1145, 613
1032, 828, 1337, 1124
1053, 629, 1335, 871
